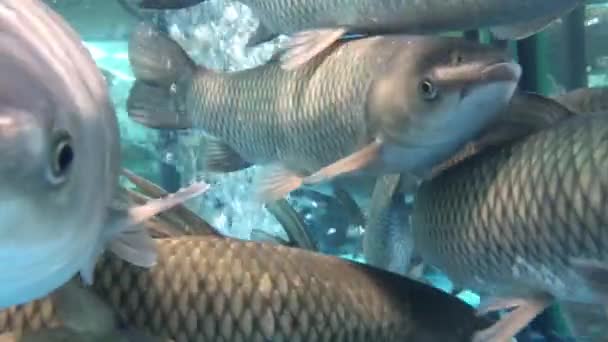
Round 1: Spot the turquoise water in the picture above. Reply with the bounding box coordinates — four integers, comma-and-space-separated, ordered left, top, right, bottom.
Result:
3, 1, 608, 341
77, 2, 608, 339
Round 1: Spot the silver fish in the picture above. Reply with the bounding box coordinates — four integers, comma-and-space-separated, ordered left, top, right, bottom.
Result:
0, 0, 209, 308
137, 0, 583, 69
127, 23, 521, 202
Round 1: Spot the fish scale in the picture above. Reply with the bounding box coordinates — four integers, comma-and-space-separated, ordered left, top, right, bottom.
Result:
97, 240, 422, 340
413, 113, 608, 302
188, 40, 379, 172
0, 237, 490, 341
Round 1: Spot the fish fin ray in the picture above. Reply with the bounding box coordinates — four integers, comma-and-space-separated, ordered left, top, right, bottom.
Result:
107, 224, 157, 269
122, 180, 209, 227
477, 297, 530, 316
202, 138, 252, 172
473, 295, 551, 342
280, 28, 347, 70
255, 165, 304, 202
99, 181, 209, 273
304, 141, 382, 185
121, 169, 169, 198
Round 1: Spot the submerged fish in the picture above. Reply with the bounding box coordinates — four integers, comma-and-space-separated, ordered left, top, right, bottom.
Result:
0, 0, 208, 308
127, 23, 521, 202
554, 86, 608, 115
327, 91, 575, 272
137, 0, 582, 69
412, 112, 608, 341
0, 235, 492, 341
363, 174, 414, 276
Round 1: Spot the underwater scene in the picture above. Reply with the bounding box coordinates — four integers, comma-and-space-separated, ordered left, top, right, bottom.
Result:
2, 0, 608, 341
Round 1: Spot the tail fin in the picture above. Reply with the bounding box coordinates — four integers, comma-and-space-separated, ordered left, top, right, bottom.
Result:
127, 23, 197, 129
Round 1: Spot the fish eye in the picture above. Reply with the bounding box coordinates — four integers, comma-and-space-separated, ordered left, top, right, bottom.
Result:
419, 79, 438, 101
48, 131, 74, 185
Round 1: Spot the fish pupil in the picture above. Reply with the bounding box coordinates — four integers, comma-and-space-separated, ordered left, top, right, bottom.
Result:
56, 143, 73, 174
48, 131, 74, 184
419, 79, 438, 101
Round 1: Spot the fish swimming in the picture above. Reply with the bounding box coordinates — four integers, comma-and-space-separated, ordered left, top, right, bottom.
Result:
137, 0, 582, 69
321, 92, 577, 276
554, 86, 608, 115
0, 234, 493, 341
412, 112, 608, 341
0, 0, 208, 308
127, 23, 521, 202
363, 174, 415, 276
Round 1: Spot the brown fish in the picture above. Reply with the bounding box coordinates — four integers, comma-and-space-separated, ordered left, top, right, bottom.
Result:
412, 112, 608, 341
127, 23, 521, 202
1, 235, 492, 341
136, 0, 582, 70
554, 86, 608, 115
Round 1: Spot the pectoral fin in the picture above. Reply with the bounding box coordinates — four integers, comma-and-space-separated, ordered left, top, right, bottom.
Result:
304, 140, 382, 184
255, 142, 381, 202
201, 138, 252, 172
255, 165, 305, 202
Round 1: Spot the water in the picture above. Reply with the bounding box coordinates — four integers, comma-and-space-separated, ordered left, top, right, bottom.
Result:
3, 0, 608, 341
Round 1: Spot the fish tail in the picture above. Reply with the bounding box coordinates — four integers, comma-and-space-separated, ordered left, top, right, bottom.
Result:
127, 23, 197, 129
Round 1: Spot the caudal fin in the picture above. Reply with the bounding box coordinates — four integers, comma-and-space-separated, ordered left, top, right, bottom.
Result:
127, 22, 196, 129
79, 180, 210, 284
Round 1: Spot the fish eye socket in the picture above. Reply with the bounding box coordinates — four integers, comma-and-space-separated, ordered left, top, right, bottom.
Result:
419, 79, 438, 101
48, 131, 74, 185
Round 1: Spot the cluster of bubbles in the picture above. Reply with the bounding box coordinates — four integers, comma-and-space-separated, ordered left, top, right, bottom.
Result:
160, 1, 287, 240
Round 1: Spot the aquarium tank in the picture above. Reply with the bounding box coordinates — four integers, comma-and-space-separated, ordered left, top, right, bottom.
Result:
1, 0, 608, 341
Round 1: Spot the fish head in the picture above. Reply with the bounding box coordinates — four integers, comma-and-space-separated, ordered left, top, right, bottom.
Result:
368, 37, 521, 161
0, 0, 120, 307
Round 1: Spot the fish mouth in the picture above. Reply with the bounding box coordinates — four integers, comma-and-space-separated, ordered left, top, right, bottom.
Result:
480, 62, 522, 83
